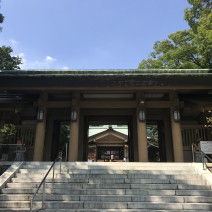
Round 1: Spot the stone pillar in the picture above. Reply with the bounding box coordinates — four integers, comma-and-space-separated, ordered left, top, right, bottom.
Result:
33, 92, 48, 161
170, 92, 184, 162
137, 108, 148, 162
68, 94, 80, 161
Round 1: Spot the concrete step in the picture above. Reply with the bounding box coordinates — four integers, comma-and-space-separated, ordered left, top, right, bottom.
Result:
1, 194, 212, 203
11, 175, 205, 184
126, 189, 212, 196
11, 178, 90, 183
0, 201, 41, 208
19, 169, 62, 174
0, 209, 31, 212
40, 209, 212, 212
80, 195, 184, 202
17, 167, 195, 174
125, 178, 205, 185
0, 188, 175, 195
15, 172, 200, 179
131, 184, 211, 190
127, 202, 212, 210
2, 187, 212, 196
1, 188, 36, 194
24, 161, 195, 167
1, 210, 212, 212
8, 183, 210, 190
40, 201, 212, 210
176, 190, 212, 196
12, 178, 206, 185
1, 162, 211, 211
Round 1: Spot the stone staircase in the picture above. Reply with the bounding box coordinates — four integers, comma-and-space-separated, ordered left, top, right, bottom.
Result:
0, 162, 212, 211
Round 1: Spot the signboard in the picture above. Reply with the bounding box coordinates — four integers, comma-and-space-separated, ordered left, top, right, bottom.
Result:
200, 141, 212, 154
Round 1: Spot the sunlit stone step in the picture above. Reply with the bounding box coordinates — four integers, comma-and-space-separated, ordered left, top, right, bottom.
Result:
0, 200, 41, 208
0, 162, 211, 211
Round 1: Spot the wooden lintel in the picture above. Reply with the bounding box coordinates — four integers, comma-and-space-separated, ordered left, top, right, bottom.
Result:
145, 101, 170, 108
79, 101, 137, 109
47, 101, 72, 108
46, 100, 184, 109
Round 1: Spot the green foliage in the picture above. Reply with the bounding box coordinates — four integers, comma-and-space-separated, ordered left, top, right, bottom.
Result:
184, 0, 212, 32
204, 110, 212, 128
150, 125, 158, 142
0, 46, 22, 70
0, 6, 22, 70
59, 124, 70, 148
139, 0, 212, 69
0, 124, 17, 143
0, 13, 4, 31
0, 13, 3, 23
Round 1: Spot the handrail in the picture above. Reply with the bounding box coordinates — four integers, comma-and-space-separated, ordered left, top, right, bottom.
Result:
192, 143, 212, 170
30, 151, 62, 212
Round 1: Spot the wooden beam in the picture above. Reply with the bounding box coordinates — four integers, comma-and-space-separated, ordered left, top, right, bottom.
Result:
145, 101, 170, 108
0, 100, 184, 110
79, 101, 137, 109
46, 101, 72, 108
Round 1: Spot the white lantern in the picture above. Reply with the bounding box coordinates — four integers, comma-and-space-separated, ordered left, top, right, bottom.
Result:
173, 109, 180, 122
37, 109, 44, 122
71, 109, 77, 121
139, 109, 146, 122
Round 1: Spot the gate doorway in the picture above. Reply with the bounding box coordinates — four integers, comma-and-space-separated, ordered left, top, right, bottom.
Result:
147, 120, 166, 162
83, 116, 134, 162
51, 121, 70, 160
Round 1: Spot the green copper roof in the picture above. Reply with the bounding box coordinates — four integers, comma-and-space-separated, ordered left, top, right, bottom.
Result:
0, 69, 211, 89
0, 69, 212, 76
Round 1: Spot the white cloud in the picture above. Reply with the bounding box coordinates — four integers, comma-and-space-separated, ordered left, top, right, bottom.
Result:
62, 66, 69, 70
18, 53, 25, 58
20, 55, 57, 69
18, 53, 26, 65
10, 39, 18, 45
45, 56, 56, 62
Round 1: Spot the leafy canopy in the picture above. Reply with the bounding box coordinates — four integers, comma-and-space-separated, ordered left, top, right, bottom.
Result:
0, 124, 17, 143
0, 5, 21, 70
0, 12, 4, 31
0, 46, 21, 70
138, 0, 212, 69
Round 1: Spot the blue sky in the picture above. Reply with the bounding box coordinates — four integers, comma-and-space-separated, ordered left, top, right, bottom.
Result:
0, 0, 190, 70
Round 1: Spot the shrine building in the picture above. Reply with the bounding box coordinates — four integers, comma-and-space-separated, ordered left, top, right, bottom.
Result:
0, 69, 211, 162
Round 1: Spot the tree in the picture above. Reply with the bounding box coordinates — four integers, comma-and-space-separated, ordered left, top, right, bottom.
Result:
0, 7, 21, 69
0, 46, 21, 69
138, 0, 212, 69
0, 12, 4, 32
184, 0, 212, 32
0, 124, 17, 144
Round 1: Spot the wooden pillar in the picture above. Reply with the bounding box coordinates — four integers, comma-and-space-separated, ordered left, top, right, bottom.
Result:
137, 109, 148, 162
136, 92, 148, 162
33, 92, 47, 161
68, 94, 80, 161
170, 92, 184, 162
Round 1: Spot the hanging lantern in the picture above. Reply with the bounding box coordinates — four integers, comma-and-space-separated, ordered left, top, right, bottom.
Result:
71, 109, 77, 121
138, 109, 146, 122
37, 109, 44, 122
173, 109, 180, 122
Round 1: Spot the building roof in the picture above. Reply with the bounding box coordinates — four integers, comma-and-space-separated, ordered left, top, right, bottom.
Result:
0, 69, 212, 89
89, 126, 128, 142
